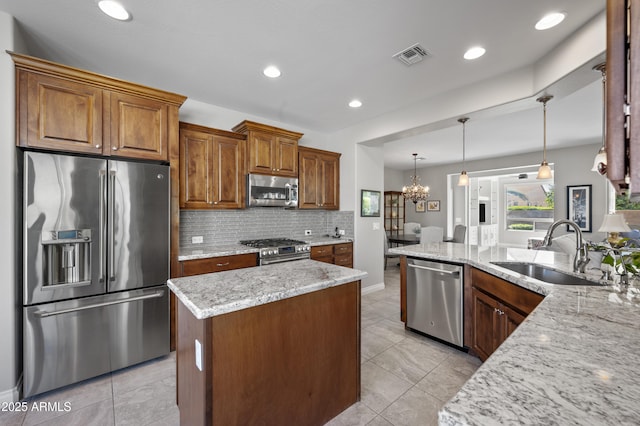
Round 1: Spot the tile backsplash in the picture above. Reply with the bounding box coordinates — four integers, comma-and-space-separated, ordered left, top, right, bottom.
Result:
180, 209, 354, 249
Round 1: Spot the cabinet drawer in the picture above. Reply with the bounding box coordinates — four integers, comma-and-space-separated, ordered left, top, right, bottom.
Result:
334, 255, 353, 268
181, 253, 258, 276
334, 243, 352, 255
311, 246, 333, 258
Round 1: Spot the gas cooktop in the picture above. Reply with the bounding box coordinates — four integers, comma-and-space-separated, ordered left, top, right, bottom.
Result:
240, 238, 307, 248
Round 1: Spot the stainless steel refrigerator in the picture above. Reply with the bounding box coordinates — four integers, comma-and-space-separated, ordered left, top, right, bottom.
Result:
22, 151, 170, 398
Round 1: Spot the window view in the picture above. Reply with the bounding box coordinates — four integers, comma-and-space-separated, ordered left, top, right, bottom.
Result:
505, 183, 554, 232
615, 193, 640, 231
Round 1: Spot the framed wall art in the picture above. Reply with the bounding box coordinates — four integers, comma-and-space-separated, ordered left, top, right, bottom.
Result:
427, 200, 441, 212
415, 200, 426, 213
361, 189, 381, 217
566, 185, 592, 232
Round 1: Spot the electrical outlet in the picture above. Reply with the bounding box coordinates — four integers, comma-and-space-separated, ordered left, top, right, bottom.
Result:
192, 236, 203, 244
339, 229, 345, 235
305, 230, 312, 236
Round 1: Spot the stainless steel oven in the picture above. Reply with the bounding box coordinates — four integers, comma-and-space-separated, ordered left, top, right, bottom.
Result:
240, 238, 310, 265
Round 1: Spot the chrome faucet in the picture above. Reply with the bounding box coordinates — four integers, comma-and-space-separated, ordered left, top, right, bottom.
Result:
542, 219, 590, 273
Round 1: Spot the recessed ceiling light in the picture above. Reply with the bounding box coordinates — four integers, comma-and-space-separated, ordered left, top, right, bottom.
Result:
535, 12, 566, 30
263, 66, 281, 78
98, 1, 131, 21
464, 46, 486, 60
348, 99, 362, 108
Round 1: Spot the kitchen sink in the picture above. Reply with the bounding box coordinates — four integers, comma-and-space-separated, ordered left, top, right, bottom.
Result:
490, 262, 601, 286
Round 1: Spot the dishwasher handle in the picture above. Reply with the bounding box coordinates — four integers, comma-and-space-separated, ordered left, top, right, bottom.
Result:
408, 263, 460, 276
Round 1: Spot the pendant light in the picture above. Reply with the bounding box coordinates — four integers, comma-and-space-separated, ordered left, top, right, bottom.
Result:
402, 153, 430, 204
591, 63, 607, 175
457, 117, 470, 186
536, 95, 553, 179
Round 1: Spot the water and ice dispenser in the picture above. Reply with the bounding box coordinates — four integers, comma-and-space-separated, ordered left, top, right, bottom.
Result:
41, 229, 92, 287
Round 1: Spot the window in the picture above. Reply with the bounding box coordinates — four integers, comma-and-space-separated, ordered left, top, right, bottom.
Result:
505, 182, 554, 232
615, 193, 640, 231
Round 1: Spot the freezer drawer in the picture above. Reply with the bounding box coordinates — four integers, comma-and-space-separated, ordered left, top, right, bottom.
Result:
23, 286, 169, 398
406, 258, 464, 347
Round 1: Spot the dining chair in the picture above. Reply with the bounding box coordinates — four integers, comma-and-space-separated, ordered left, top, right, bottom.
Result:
383, 232, 400, 270
449, 224, 467, 243
403, 222, 421, 235
420, 226, 443, 243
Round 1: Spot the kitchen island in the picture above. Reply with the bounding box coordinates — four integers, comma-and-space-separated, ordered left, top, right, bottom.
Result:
168, 259, 367, 426
389, 243, 640, 425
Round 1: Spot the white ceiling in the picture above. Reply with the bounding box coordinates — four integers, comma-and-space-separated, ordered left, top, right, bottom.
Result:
0, 0, 605, 169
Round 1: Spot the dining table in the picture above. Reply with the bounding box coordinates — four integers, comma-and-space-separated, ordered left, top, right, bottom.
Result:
387, 232, 420, 246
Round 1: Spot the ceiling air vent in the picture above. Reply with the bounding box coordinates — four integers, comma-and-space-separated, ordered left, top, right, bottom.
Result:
393, 43, 430, 66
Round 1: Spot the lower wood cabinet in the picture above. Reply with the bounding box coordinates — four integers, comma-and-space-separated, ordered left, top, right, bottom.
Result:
311, 242, 353, 268
470, 267, 544, 361
170, 253, 258, 350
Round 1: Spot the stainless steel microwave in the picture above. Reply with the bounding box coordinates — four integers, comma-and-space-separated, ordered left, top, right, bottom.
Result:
247, 173, 298, 207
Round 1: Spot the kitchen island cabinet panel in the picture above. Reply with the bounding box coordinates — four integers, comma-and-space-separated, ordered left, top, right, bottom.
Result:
173, 274, 362, 425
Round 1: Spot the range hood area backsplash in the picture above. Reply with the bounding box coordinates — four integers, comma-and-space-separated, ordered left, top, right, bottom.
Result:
180, 209, 354, 249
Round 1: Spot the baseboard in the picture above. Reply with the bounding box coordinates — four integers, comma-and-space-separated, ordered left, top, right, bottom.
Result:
361, 282, 385, 295
0, 375, 21, 403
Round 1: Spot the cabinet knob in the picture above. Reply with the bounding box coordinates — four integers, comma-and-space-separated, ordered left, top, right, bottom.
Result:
95, 144, 101, 149
213, 201, 218, 205
112, 146, 118, 151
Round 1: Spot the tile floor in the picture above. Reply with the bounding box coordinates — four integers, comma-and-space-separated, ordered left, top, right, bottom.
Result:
1, 263, 481, 426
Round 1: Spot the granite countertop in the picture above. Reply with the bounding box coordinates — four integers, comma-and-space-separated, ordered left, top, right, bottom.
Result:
389, 243, 640, 425
178, 236, 354, 261
168, 259, 367, 320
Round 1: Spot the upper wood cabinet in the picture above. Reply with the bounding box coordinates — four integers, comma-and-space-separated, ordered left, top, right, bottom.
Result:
298, 146, 340, 210
606, 0, 639, 198
232, 120, 303, 177
11, 52, 186, 162
179, 122, 246, 209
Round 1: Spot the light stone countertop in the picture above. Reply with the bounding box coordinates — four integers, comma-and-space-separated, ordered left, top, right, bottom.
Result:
168, 259, 367, 320
178, 236, 353, 261
389, 242, 640, 425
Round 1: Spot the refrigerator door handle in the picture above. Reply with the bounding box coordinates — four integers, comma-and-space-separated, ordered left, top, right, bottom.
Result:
99, 170, 107, 282
108, 170, 116, 282
34, 290, 165, 318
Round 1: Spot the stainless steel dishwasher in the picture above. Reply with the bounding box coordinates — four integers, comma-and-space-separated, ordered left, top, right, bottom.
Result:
406, 257, 464, 347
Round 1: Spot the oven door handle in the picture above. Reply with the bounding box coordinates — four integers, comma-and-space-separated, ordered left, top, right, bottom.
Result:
261, 254, 309, 265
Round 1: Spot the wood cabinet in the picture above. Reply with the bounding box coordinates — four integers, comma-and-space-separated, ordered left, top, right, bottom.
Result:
470, 267, 543, 361
384, 191, 405, 235
232, 120, 303, 177
298, 146, 340, 210
11, 52, 185, 162
606, 0, 639, 198
171, 253, 258, 350
179, 122, 246, 209
311, 242, 353, 268
179, 253, 258, 276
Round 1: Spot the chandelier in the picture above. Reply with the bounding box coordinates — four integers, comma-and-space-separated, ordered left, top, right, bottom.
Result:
402, 153, 430, 204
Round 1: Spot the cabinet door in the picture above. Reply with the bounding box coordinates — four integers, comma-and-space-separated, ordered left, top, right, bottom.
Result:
503, 304, 526, 340
180, 129, 214, 208
275, 136, 298, 176
319, 153, 339, 209
334, 243, 353, 267
298, 151, 320, 209
109, 91, 168, 161
248, 131, 275, 174
471, 288, 501, 362
213, 135, 245, 208
20, 71, 103, 154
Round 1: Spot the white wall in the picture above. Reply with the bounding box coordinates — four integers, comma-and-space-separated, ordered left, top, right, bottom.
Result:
403, 142, 610, 245
0, 12, 19, 402
384, 168, 404, 192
